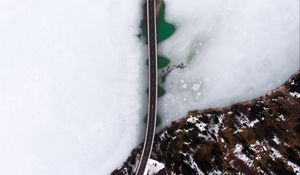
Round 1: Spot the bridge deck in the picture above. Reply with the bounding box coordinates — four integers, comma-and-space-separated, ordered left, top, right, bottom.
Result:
135, 0, 158, 174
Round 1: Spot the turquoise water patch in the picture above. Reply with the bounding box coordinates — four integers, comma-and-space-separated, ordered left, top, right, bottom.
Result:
140, 2, 176, 126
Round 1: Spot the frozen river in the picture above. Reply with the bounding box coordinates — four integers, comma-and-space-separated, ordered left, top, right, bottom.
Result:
0, 0, 299, 174
158, 0, 299, 126
0, 0, 145, 174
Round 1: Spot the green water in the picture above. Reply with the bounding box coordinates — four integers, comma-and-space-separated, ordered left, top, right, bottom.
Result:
146, 85, 166, 97
140, 2, 176, 126
144, 114, 162, 127
141, 3, 176, 44
146, 55, 170, 69
157, 4, 176, 43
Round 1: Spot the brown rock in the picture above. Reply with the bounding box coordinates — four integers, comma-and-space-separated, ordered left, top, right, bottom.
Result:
112, 71, 300, 175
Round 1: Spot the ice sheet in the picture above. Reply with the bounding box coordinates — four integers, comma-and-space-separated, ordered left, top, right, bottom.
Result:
158, 0, 299, 125
0, 0, 144, 174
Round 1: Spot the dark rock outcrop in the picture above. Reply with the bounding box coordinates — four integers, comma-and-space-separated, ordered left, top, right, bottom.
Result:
112, 71, 300, 174
112, 72, 300, 175
113, 70, 299, 175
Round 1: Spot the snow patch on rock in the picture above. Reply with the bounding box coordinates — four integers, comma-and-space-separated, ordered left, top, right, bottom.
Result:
144, 159, 165, 175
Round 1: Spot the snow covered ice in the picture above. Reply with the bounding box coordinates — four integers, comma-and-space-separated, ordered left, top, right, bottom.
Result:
158, 0, 299, 126
0, 0, 299, 174
0, 0, 145, 174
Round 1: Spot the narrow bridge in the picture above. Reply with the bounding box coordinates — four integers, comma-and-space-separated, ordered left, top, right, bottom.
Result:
135, 0, 158, 174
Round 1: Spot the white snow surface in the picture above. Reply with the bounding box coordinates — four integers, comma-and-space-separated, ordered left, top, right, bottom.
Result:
158, 0, 300, 125
0, 0, 144, 174
144, 159, 165, 175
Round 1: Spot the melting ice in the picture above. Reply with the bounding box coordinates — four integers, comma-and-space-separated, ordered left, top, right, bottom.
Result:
158, 0, 299, 125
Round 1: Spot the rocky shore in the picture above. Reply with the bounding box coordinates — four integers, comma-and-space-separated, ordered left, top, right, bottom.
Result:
112, 71, 300, 174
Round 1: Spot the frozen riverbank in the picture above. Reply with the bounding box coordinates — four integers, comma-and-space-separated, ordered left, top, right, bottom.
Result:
113, 70, 300, 175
